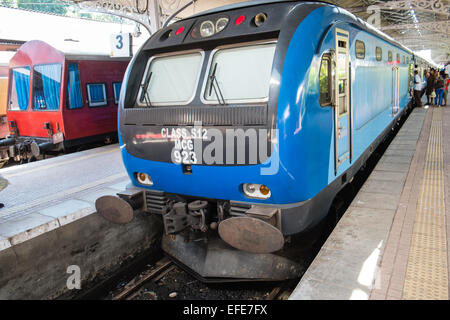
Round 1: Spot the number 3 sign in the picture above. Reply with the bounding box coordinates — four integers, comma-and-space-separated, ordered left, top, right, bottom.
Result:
110, 33, 132, 57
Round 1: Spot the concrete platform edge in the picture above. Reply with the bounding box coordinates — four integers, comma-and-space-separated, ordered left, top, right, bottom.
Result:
289, 108, 427, 300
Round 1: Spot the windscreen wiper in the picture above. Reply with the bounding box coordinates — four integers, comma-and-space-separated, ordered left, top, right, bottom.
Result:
208, 63, 226, 105
140, 72, 153, 107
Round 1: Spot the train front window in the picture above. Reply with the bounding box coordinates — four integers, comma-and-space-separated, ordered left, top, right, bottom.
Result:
138, 51, 203, 106
33, 63, 62, 110
9, 66, 30, 111
203, 42, 276, 104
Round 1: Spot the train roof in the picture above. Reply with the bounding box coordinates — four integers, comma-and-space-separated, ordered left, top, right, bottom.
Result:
9, 40, 129, 68
188, 0, 296, 18
180, 1, 416, 56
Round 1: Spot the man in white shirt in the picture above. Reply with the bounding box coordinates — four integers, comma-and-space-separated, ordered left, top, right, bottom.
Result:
414, 70, 423, 108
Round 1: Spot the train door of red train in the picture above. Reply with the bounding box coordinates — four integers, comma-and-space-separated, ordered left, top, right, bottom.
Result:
334, 28, 352, 175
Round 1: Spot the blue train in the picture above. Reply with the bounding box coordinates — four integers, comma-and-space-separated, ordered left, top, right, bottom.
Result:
101, 0, 433, 281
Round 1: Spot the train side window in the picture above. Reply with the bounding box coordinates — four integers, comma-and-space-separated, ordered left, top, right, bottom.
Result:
403, 56, 405, 64
355, 40, 365, 59
388, 51, 392, 62
113, 82, 122, 105
319, 54, 332, 106
9, 66, 31, 111
67, 63, 83, 109
33, 63, 62, 111
396, 53, 400, 63
376, 47, 382, 61
87, 83, 107, 107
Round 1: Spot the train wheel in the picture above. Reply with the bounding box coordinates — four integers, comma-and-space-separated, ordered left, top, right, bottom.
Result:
28, 156, 37, 163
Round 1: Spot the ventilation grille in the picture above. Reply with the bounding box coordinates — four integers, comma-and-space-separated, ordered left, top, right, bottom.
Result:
123, 105, 267, 126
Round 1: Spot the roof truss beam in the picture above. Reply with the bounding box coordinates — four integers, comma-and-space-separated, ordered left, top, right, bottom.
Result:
380, 20, 450, 34
349, 0, 450, 16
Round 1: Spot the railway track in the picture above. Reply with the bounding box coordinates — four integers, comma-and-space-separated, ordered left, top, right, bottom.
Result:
109, 257, 294, 301
112, 258, 175, 300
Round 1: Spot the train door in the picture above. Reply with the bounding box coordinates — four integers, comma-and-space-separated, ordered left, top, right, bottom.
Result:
334, 28, 351, 175
392, 65, 399, 115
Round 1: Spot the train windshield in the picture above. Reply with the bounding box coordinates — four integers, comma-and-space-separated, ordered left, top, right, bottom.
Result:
203, 42, 276, 104
138, 51, 203, 106
9, 66, 31, 111
33, 63, 62, 110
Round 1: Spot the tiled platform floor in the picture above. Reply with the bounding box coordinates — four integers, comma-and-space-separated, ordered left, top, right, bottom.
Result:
0, 144, 130, 251
290, 107, 450, 300
371, 107, 449, 300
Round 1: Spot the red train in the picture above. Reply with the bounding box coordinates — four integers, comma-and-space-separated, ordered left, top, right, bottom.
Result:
0, 40, 130, 166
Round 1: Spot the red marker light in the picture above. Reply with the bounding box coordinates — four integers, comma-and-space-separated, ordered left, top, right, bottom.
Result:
235, 15, 245, 26
176, 26, 185, 35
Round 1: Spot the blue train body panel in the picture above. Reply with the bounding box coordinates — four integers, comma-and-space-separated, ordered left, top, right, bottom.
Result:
120, 4, 412, 205
114, 1, 426, 281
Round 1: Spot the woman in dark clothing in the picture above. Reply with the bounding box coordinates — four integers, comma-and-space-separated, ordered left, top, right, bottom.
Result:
426, 69, 436, 105
434, 72, 445, 107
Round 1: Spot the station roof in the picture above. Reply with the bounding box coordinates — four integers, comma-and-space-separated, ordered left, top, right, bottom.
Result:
63, 0, 448, 65
0, 6, 150, 57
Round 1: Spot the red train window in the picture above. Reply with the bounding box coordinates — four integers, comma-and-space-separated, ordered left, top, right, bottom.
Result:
113, 82, 122, 105
33, 63, 62, 111
87, 83, 107, 107
67, 63, 83, 109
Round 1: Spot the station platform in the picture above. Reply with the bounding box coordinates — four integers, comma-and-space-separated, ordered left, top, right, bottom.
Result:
290, 106, 450, 300
0, 144, 129, 250
0, 144, 162, 299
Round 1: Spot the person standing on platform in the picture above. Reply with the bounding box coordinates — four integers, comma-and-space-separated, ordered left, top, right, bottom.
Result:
421, 71, 429, 98
426, 69, 436, 105
442, 73, 449, 106
413, 70, 423, 108
434, 72, 445, 107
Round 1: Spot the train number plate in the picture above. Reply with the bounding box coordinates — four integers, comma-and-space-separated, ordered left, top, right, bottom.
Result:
161, 127, 208, 165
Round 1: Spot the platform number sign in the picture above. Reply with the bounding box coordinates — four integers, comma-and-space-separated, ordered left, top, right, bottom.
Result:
111, 33, 131, 57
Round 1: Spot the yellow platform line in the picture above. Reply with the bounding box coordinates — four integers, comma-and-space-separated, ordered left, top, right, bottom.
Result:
403, 108, 449, 300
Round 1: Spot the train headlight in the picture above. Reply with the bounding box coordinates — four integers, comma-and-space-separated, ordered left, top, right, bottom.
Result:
242, 183, 271, 200
136, 172, 154, 186
254, 13, 267, 27
216, 17, 229, 33
200, 20, 215, 38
